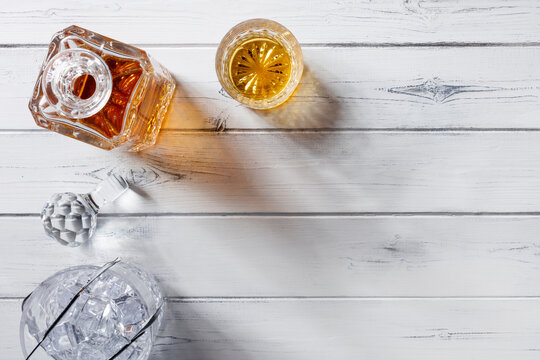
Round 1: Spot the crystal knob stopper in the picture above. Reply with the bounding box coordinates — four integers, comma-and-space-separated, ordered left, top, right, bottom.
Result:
41, 174, 129, 247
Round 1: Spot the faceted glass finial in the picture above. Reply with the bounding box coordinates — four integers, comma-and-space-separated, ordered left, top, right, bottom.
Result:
42, 174, 128, 247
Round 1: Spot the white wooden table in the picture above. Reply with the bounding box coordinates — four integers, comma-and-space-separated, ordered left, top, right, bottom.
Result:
2, 1, 540, 358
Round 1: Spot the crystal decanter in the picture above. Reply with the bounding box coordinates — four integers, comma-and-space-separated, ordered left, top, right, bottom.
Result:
29, 25, 175, 151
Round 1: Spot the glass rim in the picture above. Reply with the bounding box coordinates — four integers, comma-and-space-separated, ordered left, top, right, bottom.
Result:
21, 259, 163, 360
215, 18, 304, 109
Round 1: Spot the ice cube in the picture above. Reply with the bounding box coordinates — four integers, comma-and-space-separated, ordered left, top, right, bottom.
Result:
21, 264, 160, 360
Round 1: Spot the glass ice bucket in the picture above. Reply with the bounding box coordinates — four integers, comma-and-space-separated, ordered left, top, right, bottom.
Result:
20, 260, 163, 360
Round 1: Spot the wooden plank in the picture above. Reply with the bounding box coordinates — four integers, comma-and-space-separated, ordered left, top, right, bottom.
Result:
4, 298, 540, 359
1, 1, 540, 45
5, 46, 540, 130
2, 131, 540, 214
3, 216, 540, 297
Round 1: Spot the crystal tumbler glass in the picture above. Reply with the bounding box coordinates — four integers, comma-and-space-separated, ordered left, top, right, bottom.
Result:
20, 260, 163, 360
215, 19, 303, 109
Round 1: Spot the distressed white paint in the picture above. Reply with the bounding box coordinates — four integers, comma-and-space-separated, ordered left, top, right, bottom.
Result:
2, 216, 540, 298
2, 132, 540, 213
1, 0, 539, 45
3, 299, 540, 359
4, 46, 540, 130
2, 1, 540, 358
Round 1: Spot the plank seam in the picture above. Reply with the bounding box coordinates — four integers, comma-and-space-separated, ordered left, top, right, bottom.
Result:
4, 296, 540, 301
2, 42, 540, 49
6, 212, 540, 218
7, 128, 540, 134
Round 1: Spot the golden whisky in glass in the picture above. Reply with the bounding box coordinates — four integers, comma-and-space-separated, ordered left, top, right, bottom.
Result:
216, 19, 303, 109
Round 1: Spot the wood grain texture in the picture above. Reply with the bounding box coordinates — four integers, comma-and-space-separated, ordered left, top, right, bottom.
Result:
1, 0, 540, 45
3, 1, 540, 357
3, 216, 540, 297
2, 131, 540, 214
4, 46, 540, 130
3, 298, 540, 359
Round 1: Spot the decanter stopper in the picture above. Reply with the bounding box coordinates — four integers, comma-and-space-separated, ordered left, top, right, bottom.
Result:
41, 174, 129, 247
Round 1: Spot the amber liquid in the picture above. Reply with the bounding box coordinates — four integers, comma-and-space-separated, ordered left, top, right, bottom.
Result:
228, 37, 292, 100
72, 57, 143, 139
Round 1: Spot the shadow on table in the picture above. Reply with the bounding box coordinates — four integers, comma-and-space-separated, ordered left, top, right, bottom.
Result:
134, 66, 343, 203
254, 66, 342, 130
130, 70, 358, 358
135, 80, 276, 214
130, 68, 350, 278
133, 67, 340, 213
151, 302, 253, 360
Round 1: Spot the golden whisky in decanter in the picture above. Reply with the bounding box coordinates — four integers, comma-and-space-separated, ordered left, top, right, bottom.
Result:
29, 25, 175, 151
